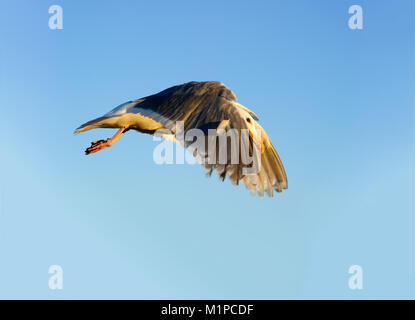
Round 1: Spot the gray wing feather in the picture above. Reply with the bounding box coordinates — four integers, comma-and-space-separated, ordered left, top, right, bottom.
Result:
132, 81, 237, 132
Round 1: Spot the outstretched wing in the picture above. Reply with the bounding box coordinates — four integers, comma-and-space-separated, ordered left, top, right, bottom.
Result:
121, 81, 240, 132
197, 111, 288, 197
134, 81, 287, 197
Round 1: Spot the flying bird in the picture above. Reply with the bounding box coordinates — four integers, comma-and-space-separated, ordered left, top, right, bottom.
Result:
75, 81, 287, 197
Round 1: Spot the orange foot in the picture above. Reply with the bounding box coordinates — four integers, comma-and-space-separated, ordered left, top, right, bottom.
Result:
85, 139, 111, 155
84, 126, 129, 155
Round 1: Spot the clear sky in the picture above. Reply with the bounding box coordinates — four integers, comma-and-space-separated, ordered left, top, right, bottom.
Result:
0, 0, 413, 299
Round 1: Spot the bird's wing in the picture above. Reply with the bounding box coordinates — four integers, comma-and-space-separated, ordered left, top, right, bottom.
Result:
119, 81, 240, 131
198, 109, 288, 197
124, 81, 286, 197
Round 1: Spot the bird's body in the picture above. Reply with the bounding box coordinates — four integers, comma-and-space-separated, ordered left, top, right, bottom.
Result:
75, 81, 287, 197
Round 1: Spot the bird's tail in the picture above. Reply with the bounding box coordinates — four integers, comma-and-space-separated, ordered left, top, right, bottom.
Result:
74, 116, 111, 135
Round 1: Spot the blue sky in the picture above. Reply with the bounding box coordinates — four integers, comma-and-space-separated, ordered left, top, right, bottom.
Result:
0, 0, 414, 299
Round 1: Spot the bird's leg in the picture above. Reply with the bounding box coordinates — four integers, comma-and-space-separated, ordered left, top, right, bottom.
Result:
85, 126, 129, 155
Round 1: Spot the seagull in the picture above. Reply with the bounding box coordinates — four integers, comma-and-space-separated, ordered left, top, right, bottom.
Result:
75, 81, 287, 197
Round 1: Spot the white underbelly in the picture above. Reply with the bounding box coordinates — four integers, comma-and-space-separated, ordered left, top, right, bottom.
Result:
100, 113, 165, 131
